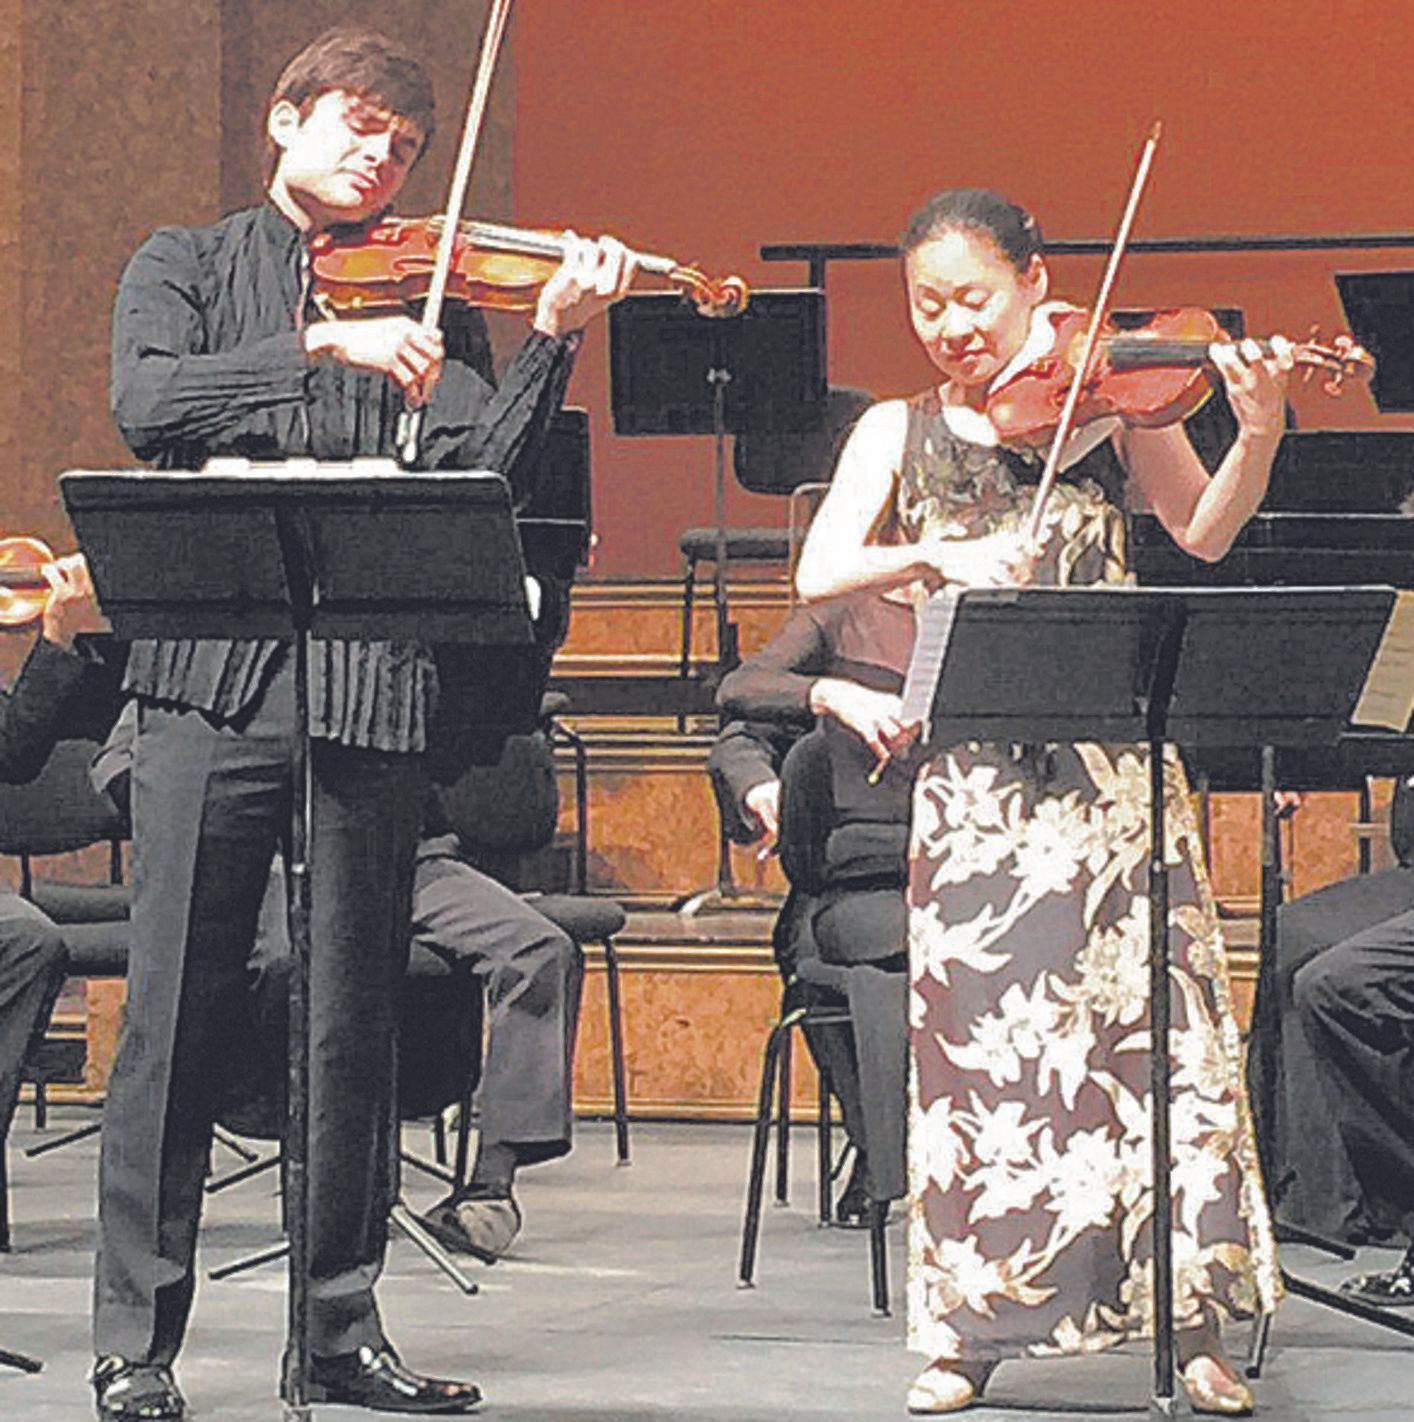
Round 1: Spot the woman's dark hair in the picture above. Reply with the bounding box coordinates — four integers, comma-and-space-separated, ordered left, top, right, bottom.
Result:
262, 28, 436, 185
899, 188, 1043, 270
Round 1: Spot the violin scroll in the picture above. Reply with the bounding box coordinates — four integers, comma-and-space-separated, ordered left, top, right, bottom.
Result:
666, 263, 749, 318
1292, 329, 1375, 396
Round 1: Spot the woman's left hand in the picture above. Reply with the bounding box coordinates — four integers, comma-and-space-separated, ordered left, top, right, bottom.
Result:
1207, 335, 1295, 442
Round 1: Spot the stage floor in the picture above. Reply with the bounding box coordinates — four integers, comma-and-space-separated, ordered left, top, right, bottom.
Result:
2, 1109, 1411, 1420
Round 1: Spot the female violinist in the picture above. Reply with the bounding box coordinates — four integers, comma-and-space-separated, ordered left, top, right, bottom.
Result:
795, 188, 1288, 1416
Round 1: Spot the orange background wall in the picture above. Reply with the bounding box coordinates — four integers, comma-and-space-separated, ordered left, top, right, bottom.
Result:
2, 2, 1413, 581
512, 0, 1414, 577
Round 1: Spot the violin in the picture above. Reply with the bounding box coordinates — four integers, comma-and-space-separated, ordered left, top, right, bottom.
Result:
309, 216, 749, 321
0, 536, 59, 628
989, 305, 1375, 451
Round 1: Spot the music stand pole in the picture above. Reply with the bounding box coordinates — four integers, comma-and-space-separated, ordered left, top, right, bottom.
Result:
1147, 735, 1179, 1416
1145, 620, 1184, 1417
284, 597, 314, 1421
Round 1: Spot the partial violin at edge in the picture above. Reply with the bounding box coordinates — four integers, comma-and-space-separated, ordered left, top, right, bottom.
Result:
0, 535, 57, 628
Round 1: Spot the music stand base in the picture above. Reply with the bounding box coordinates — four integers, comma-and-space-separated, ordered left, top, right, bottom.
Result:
1148, 1394, 1188, 1420
1283, 1268, 1414, 1336
0, 1346, 41, 1373
1273, 1221, 1355, 1260
678, 884, 784, 919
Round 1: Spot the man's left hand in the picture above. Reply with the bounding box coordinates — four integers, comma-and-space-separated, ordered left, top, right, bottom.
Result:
533, 233, 638, 338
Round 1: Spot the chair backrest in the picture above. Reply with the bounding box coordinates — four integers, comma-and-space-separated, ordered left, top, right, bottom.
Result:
777, 727, 835, 895
216, 941, 484, 1138
733, 386, 875, 495
0, 738, 126, 858
433, 731, 560, 858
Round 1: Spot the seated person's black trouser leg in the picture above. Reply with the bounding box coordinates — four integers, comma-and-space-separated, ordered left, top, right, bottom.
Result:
249, 844, 583, 1170
1249, 865, 1414, 1239
812, 887, 907, 1204
1293, 902, 1414, 1242
0, 895, 68, 1145
410, 847, 583, 1167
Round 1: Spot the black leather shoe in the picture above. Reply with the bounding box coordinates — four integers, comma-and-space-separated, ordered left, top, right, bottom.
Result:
1339, 1244, 1414, 1307
91, 1356, 186, 1420
835, 1152, 871, 1229
305, 1344, 482, 1414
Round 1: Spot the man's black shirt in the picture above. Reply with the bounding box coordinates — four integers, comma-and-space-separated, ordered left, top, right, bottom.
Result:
112, 202, 578, 752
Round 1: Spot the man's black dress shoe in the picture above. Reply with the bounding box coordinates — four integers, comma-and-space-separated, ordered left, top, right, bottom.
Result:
91, 1356, 186, 1421
303, 1344, 482, 1414
1340, 1243, 1414, 1307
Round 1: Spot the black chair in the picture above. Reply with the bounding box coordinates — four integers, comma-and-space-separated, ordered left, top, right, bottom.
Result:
0, 738, 130, 1247
209, 728, 632, 1288
737, 729, 893, 1314
539, 691, 590, 894
205, 932, 489, 1295
435, 729, 632, 1163
677, 387, 875, 683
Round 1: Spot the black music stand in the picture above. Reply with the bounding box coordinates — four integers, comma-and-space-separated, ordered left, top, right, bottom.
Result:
61, 463, 533, 1422
1335, 271, 1414, 412
610, 289, 825, 673
611, 291, 825, 916
907, 583, 1397, 1419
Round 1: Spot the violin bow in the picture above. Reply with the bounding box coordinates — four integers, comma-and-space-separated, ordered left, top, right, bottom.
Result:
398, 0, 515, 466
1023, 121, 1162, 548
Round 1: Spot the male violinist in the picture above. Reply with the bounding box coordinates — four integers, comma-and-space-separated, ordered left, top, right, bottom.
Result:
93, 28, 634, 1422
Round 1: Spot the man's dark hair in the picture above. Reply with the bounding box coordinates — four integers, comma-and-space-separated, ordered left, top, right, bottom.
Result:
262, 27, 436, 185
900, 188, 1043, 271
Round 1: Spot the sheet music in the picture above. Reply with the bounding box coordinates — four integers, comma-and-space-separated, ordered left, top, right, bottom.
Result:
1353, 589, 1414, 731
901, 586, 961, 738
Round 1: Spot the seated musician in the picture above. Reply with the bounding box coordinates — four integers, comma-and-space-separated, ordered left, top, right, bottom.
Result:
1250, 780, 1414, 1303
0, 557, 116, 1217
709, 588, 916, 1217
92, 27, 635, 1422
240, 814, 583, 1265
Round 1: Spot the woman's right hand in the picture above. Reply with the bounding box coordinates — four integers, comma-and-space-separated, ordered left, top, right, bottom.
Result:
916, 529, 1038, 588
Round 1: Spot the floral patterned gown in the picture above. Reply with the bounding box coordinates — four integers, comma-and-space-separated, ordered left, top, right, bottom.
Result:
901, 390, 1279, 1364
